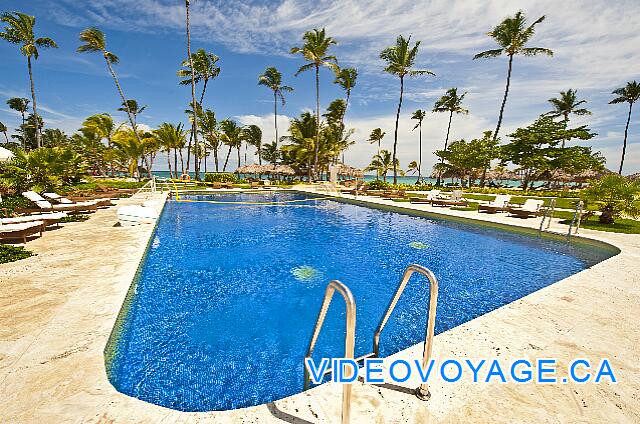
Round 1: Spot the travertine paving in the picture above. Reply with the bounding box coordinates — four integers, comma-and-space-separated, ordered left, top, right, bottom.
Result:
1, 189, 638, 423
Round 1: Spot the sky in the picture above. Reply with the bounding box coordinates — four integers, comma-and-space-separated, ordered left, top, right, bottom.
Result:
0, 0, 639, 174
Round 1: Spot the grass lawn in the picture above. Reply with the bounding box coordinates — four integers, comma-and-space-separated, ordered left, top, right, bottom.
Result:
559, 217, 640, 234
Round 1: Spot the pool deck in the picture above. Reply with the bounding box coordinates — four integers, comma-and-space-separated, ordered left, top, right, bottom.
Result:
1, 188, 639, 423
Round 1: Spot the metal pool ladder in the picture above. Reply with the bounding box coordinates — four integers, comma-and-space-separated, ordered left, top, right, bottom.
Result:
304, 280, 356, 424
303, 264, 439, 423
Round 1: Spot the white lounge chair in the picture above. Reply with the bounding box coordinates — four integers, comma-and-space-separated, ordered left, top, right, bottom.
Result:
1, 212, 67, 228
409, 189, 441, 204
508, 199, 545, 218
431, 190, 467, 207
478, 195, 512, 213
0, 221, 44, 243
43, 192, 113, 207
22, 191, 97, 213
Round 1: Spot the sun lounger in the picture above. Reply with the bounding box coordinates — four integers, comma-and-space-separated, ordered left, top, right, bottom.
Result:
383, 190, 406, 199
410, 189, 441, 204
431, 190, 468, 207
507, 199, 545, 218
478, 195, 512, 213
44, 192, 113, 207
22, 191, 98, 213
1, 212, 67, 228
0, 221, 44, 243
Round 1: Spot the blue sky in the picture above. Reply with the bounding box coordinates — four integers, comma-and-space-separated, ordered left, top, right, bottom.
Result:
1, 0, 639, 173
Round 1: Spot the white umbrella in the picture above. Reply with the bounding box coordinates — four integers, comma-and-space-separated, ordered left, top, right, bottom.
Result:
0, 146, 14, 162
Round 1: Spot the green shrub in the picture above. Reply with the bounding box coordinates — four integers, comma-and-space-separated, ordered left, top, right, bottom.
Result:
0, 195, 32, 215
204, 173, 237, 183
59, 215, 90, 223
0, 244, 34, 264
366, 180, 391, 190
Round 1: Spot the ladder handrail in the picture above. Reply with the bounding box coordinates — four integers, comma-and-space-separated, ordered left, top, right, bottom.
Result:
567, 200, 584, 239
372, 264, 438, 401
303, 280, 356, 424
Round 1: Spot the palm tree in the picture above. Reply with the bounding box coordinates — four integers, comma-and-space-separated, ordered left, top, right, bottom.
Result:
280, 112, 317, 180
433, 88, 468, 185
410, 109, 426, 183
153, 123, 186, 179
380, 35, 435, 184
609, 81, 640, 174
545, 89, 591, 148
367, 128, 385, 179
0, 121, 8, 143
333, 67, 358, 142
219, 119, 242, 172
365, 149, 398, 183
291, 28, 338, 179
77, 28, 144, 153
241, 125, 263, 165
1, 12, 58, 148
177, 48, 220, 105
184, 0, 200, 180
258, 67, 293, 151
83, 113, 116, 175
473, 11, 552, 141
261, 141, 279, 165
6, 97, 29, 134
198, 109, 219, 172
118, 100, 146, 126
407, 160, 419, 178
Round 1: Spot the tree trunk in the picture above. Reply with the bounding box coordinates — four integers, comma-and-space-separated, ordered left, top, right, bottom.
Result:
185, 0, 200, 181
214, 146, 219, 172
105, 56, 143, 180
493, 54, 513, 142
26, 56, 42, 148
222, 146, 232, 172
274, 91, 279, 150
173, 148, 178, 179
392, 75, 404, 184
417, 121, 422, 184
237, 146, 241, 168
313, 64, 320, 180
619, 102, 633, 174
437, 110, 454, 186
167, 149, 173, 179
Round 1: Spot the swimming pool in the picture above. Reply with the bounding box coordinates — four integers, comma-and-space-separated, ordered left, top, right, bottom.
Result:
106, 192, 616, 412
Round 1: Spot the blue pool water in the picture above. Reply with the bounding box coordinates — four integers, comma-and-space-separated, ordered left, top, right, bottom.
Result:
107, 192, 615, 412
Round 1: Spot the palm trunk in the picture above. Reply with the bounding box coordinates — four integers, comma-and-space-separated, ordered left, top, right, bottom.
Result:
26, 56, 42, 149
437, 110, 454, 186
214, 146, 219, 172
19, 111, 25, 150
313, 64, 320, 180
179, 150, 184, 175
493, 54, 513, 142
2, 131, 8, 144
274, 91, 279, 150
376, 140, 381, 181
392, 75, 404, 184
174, 148, 178, 179
204, 143, 207, 173
619, 102, 633, 174
105, 56, 142, 180
417, 121, 422, 184
237, 146, 241, 168
258, 140, 262, 165
222, 146, 232, 172
167, 149, 173, 178
185, 0, 200, 181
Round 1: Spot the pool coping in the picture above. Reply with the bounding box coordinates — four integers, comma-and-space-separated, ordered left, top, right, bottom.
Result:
2, 188, 638, 423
